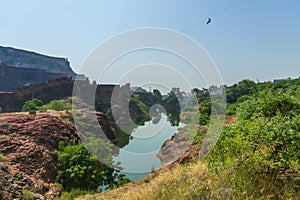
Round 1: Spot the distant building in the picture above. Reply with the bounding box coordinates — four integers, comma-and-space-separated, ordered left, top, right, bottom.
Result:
162, 95, 168, 100
273, 77, 291, 83
171, 87, 180, 95
132, 87, 148, 94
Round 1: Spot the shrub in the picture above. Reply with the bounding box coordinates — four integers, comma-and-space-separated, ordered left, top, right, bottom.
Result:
28, 110, 36, 115
22, 189, 35, 200
48, 100, 65, 111
56, 189, 95, 200
198, 99, 211, 125
22, 98, 44, 113
54, 142, 130, 191
208, 89, 300, 198
0, 153, 6, 162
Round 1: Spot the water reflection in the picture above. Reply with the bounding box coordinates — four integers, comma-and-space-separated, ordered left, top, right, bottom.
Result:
111, 91, 182, 180
162, 91, 181, 126
114, 112, 183, 180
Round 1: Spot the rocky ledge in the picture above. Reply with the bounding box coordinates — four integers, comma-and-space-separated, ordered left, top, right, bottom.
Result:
156, 125, 203, 166
0, 111, 79, 199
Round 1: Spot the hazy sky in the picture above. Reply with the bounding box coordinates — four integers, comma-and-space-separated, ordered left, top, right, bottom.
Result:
0, 0, 299, 88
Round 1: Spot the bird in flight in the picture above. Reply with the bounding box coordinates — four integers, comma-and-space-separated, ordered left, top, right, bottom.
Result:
206, 18, 211, 24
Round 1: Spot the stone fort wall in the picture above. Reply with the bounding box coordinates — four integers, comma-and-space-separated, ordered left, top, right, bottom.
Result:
0, 63, 70, 92
0, 78, 131, 113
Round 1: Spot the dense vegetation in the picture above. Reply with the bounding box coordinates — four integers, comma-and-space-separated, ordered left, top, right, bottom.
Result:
83, 77, 300, 199
54, 142, 130, 192
22, 98, 72, 114
207, 88, 300, 199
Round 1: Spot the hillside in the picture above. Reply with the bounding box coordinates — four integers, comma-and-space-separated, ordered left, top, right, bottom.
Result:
0, 46, 75, 74
76, 78, 300, 200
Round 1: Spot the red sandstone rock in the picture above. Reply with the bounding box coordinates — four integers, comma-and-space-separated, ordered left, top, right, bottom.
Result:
0, 112, 79, 199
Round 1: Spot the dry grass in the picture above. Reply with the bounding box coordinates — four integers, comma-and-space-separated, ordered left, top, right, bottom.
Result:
75, 159, 300, 200
76, 161, 210, 200
0, 112, 28, 117
0, 110, 67, 118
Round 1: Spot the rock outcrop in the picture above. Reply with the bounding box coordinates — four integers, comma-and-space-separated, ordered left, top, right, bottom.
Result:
0, 111, 79, 199
0, 162, 23, 199
156, 125, 199, 166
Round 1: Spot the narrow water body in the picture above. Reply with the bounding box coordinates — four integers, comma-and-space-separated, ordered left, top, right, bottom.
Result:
114, 113, 184, 180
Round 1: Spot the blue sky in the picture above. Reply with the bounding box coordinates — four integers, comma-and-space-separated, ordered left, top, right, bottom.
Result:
0, 0, 299, 87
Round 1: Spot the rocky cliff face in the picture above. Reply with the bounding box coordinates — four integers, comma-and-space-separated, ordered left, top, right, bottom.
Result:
0, 111, 79, 199
0, 46, 75, 74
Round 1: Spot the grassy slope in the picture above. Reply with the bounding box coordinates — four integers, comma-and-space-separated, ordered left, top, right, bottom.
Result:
76, 161, 209, 200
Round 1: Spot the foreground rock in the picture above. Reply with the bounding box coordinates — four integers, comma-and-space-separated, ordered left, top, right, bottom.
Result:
0, 111, 79, 199
156, 125, 202, 166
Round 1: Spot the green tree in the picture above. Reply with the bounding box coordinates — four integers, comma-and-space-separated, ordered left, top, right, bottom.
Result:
192, 88, 208, 103
198, 99, 211, 125
54, 143, 102, 191
22, 98, 44, 113
152, 89, 163, 103
226, 79, 256, 104
54, 142, 130, 191
48, 100, 65, 111
129, 94, 150, 125
164, 91, 181, 126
